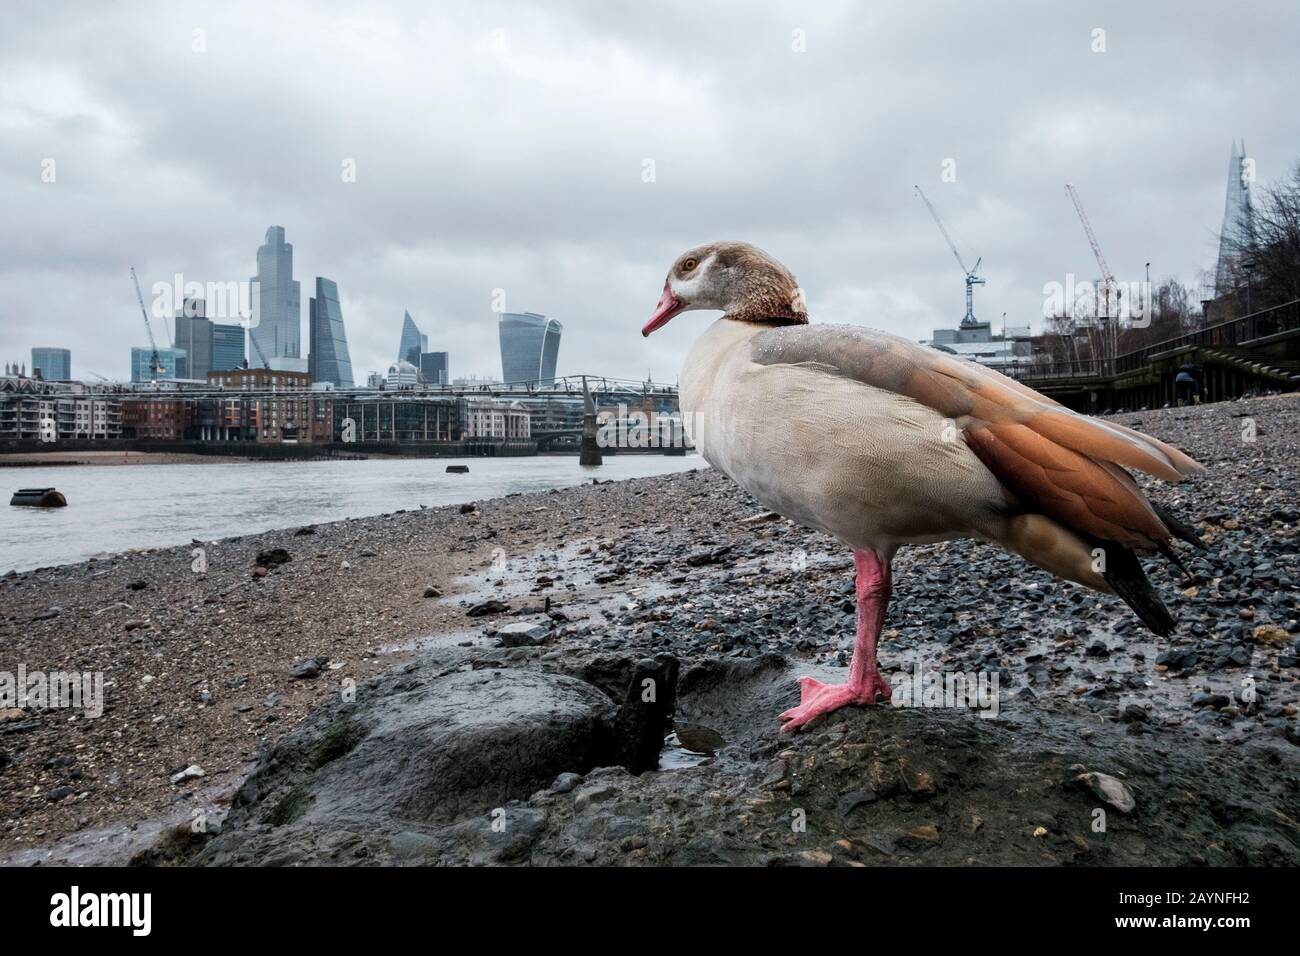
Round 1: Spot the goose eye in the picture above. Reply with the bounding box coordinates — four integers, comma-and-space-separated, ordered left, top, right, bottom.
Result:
682, 257, 698, 273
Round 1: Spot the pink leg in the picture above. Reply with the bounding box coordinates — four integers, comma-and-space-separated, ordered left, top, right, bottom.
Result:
778, 549, 893, 733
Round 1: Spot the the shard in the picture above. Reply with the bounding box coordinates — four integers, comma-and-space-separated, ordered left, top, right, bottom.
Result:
1214, 139, 1255, 297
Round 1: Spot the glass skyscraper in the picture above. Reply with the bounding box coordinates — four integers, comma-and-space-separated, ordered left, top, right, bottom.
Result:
31, 347, 71, 381
1215, 139, 1255, 296
499, 312, 561, 384
173, 297, 213, 381
398, 311, 428, 364
131, 347, 187, 382
249, 226, 301, 362
419, 351, 449, 385
212, 323, 246, 372
308, 277, 354, 388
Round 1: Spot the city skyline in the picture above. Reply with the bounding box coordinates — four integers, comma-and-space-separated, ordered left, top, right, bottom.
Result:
2, 3, 1299, 385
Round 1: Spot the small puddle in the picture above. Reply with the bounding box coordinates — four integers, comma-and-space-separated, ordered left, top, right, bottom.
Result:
658, 723, 725, 770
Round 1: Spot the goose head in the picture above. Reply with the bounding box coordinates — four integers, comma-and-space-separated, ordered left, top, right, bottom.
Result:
642, 241, 808, 336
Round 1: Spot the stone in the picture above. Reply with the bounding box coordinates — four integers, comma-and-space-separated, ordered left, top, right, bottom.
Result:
289, 657, 328, 679
467, 599, 510, 617
496, 621, 547, 647
255, 548, 291, 568
170, 764, 205, 785
197, 668, 619, 864
1073, 771, 1136, 814
1253, 625, 1290, 646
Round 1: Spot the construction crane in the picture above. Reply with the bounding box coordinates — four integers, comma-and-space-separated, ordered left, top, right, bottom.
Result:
1064, 183, 1120, 361
242, 317, 271, 370
130, 267, 167, 376
914, 185, 985, 328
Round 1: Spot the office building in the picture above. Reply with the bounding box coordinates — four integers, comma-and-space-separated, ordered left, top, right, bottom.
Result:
386, 360, 420, 388
212, 323, 246, 372
398, 311, 427, 364
499, 312, 561, 384
307, 277, 354, 388
131, 347, 187, 382
419, 351, 449, 385
173, 297, 214, 382
249, 226, 302, 362
31, 348, 71, 381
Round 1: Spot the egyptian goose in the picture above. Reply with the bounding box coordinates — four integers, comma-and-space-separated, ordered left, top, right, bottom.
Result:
642, 241, 1205, 732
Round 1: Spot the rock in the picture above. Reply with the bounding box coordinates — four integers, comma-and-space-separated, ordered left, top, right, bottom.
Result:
898, 824, 941, 849
685, 546, 732, 567
46, 785, 73, 802
573, 784, 619, 812
126, 580, 147, 591
460, 503, 477, 514
123, 619, 148, 631
1253, 625, 1290, 646
423, 586, 442, 599
549, 772, 584, 794
837, 790, 878, 817
197, 668, 619, 864
170, 764, 205, 785
1073, 771, 1136, 814
33, 607, 62, 621
613, 655, 679, 773
255, 548, 291, 568
252, 566, 269, 578
1192, 692, 1231, 710
467, 599, 510, 618
496, 621, 547, 647
289, 656, 328, 679
1120, 703, 1150, 723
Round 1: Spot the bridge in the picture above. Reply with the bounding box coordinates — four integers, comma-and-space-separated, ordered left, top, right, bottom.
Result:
1006, 299, 1300, 411
58, 373, 679, 403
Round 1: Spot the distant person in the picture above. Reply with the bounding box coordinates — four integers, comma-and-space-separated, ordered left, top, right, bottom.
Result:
1175, 366, 1201, 406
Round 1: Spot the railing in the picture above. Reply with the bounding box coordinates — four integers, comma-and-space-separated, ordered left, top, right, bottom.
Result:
1009, 299, 1300, 382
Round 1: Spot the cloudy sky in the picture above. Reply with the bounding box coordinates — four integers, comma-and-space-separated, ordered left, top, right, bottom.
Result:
2, 0, 1297, 384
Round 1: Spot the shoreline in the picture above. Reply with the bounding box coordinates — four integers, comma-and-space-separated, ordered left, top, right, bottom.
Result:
1, 395, 1297, 865
0, 451, 250, 467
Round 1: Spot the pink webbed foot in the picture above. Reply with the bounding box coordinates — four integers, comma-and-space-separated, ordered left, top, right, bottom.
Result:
778, 673, 892, 733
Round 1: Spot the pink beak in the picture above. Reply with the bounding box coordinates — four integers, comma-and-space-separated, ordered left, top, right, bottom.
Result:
642, 282, 684, 337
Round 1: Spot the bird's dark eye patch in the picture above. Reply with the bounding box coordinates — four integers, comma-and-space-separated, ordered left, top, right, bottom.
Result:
681, 257, 699, 273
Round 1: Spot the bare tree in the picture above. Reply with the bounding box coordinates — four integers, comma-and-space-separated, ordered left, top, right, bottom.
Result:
1219, 160, 1300, 313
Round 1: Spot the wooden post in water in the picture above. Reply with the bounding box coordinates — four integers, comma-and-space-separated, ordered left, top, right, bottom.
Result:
579, 376, 603, 466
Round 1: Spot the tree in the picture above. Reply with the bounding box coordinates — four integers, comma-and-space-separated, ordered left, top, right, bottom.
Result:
1218, 161, 1300, 314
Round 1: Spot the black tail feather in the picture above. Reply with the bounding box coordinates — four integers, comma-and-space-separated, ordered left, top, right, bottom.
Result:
1153, 502, 1208, 551
1099, 543, 1176, 636
1156, 539, 1192, 578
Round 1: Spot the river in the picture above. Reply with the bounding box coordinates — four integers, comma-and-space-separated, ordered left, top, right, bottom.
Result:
0, 454, 704, 573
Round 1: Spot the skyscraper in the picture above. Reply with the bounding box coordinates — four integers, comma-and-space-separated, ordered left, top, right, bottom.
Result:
308, 277, 354, 388
31, 347, 71, 381
499, 312, 562, 384
212, 323, 246, 372
249, 226, 302, 364
419, 351, 449, 385
398, 311, 427, 364
173, 297, 213, 381
1215, 139, 1255, 296
131, 347, 187, 382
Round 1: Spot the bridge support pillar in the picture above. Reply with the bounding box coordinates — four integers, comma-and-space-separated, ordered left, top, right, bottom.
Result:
580, 376, 602, 466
